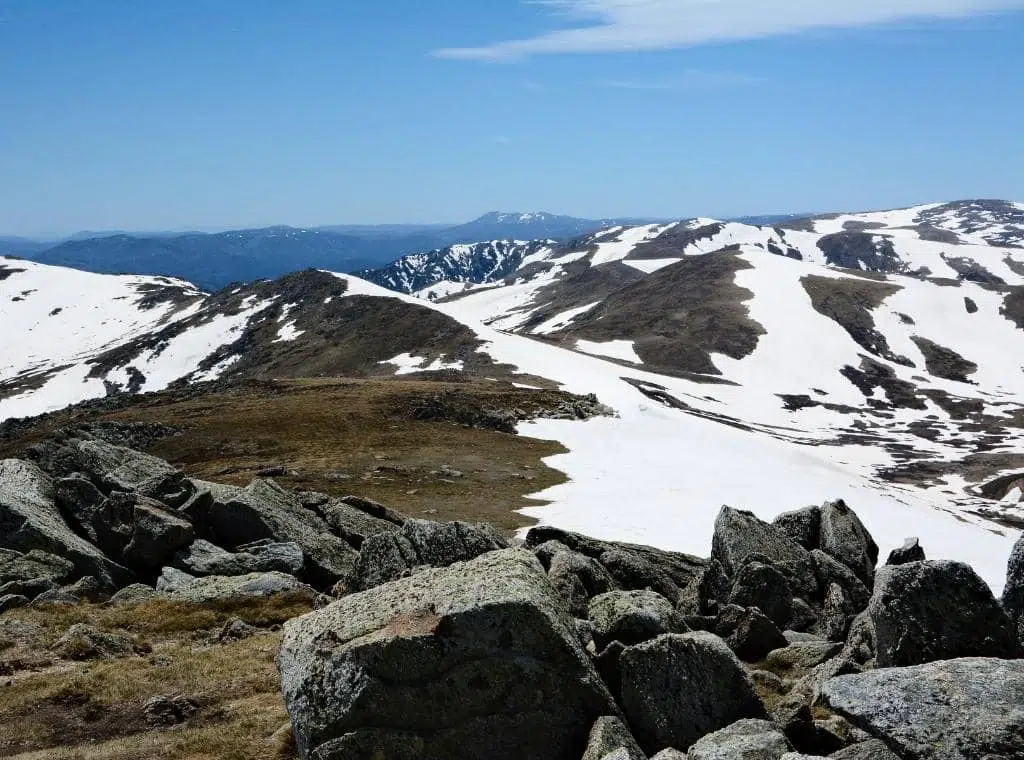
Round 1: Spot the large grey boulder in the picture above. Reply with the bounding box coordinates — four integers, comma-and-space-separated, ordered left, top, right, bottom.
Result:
352, 518, 508, 591
714, 605, 788, 663
1002, 532, 1024, 640
189, 478, 357, 587
678, 559, 731, 616
818, 500, 878, 586
159, 570, 315, 604
581, 716, 645, 760
172, 538, 304, 577
0, 459, 132, 587
120, 497, 194, 571
317, 498, 401, 548
868, 560, 1019, 666
33, 437, 179, 492
588, 589, 689, 650
278, 549, 618, 760
686, 719, 791, 760
820, 658, 1024, 760
0, 548, 74, 597
711, 508, 818, 601
618, 632, 766, 754
548, 548, 618, 618
885, 537, 925, 566
53, 623, 149, 660
525, 526, 705, 599
771, 507, 821, 551
727, 561, 793, 629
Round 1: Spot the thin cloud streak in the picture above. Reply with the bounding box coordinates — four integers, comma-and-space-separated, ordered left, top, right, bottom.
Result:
602, 70, 765, 91
434, 0, 1024, 60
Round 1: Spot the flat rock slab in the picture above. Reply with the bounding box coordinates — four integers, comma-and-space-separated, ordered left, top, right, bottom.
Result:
820, 657, 1024, 760
278, 548, 618, 760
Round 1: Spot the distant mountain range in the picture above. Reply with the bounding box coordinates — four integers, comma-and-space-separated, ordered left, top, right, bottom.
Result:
3, 212, 660, 290
3, 198, 1024, 583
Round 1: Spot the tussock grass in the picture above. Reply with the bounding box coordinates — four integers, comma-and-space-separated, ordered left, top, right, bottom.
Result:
0, 595, 312, 758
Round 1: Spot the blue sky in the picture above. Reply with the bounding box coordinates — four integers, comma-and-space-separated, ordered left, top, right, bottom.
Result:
1, 0, 1023, 237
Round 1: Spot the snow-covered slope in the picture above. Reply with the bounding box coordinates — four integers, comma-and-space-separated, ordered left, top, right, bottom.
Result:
4, 199, 1024, 589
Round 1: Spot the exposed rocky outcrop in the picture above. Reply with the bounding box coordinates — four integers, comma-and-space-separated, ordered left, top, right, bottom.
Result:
821, 658, 1024, 760
867, 560, 1019, 666
588, 589, 690, 651
278, 549, 618, 760
618, 632, 767, 754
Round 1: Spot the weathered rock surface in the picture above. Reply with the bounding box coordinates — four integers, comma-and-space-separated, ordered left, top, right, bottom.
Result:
817, 500, 878, 586
0, 548, 74, 597
712, 508, 817, 601
525, 526, 704, 598
278, 549, 618, 760
714, 605, 788, 662
317, 498, 401, 548
588, 590, 689, 651
548, 548, 618, 618
686, 719, 791, 760
172, 538, 304, 577
764, 641, 842, 674
829, 740, 901, 760
351, 518, 508, 591
109, 583, 158, 605
885, 537, 925, 566
727, 561, 793, 629
618, 632, 766, 754
53, 623, 149, 660
678, 559, 730, 616
868, 560, 1019, 666
0, 459, 132, 587
1003, 532, 1024, 640
581, 716, 645, 760
771, 507, 821, 552
159, 570, 314, 604
190, 478, 357, 586
821, 658, 1024, 760
0, 594, 29, 613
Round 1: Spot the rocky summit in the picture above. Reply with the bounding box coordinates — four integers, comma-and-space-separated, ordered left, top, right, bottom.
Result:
2, 424, 1024, 759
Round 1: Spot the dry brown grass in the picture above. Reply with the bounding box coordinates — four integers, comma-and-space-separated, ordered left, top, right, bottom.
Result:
0, 377, 571, 532
0, 594, 313, 758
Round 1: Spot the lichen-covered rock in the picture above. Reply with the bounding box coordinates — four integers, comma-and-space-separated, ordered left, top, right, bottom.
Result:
0, 594, 29, 613
109, 583, 158, 605
686, 719, 791, 760
548, 548, 618, 618
318, 499, 401, 548
617, 632, 766, 754
820, 658, 1024, 760
524, 526, 704, 598
727, 561, 793, 629
818, 500, 878, 586
678, 559, 730, 616
189, 478, 357, 587
352, 518, 507, 591
0, 459, 132, 587
53, 623, 150, 660
868, 560, 1019, 666
159, 570, 315, 604
1002, 532, 1024, 641
764, 641, 843, 674
714, 605, 788, 662
278, 549, 618, 760
0, 548, 74, 598
829, 740, 901, 760
588, 589, 689, 650
711, 508, 818, 601
121, 498, 194, 571
885, 537, 925, 566
581, 716, 645, 760
771, 507, 821, 551
173, 538, 304, 578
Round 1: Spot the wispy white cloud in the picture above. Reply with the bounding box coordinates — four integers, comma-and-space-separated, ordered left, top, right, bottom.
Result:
434, 0, 1024, 60
602, 70, 765, 91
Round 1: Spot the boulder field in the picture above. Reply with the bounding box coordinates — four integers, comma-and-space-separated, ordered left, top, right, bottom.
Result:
2, 422, 1024, 759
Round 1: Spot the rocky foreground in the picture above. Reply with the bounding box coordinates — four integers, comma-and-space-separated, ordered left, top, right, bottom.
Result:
2, 423, 1024, 759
